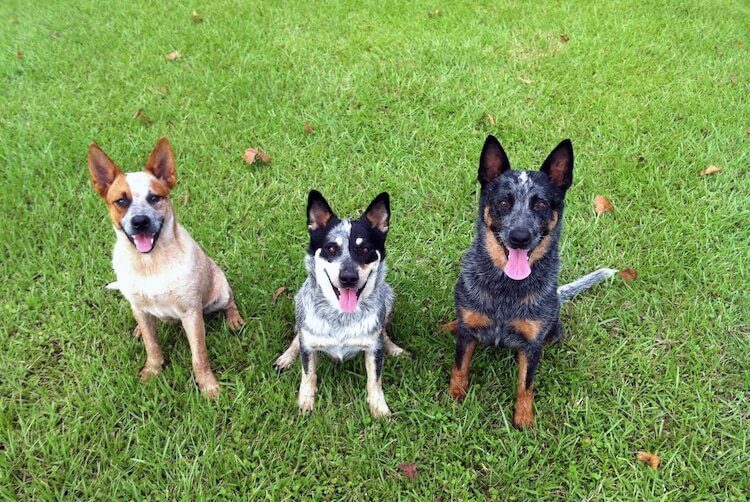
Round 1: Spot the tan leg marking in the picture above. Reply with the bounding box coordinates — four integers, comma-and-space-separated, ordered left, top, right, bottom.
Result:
298, 351, 318, 413
510, 319, 543, 342
365, 350, 391, 418
182, 310, 219, 399
513, 351, 534, 429
449, 338, 476, 400
132, 311, 163, 381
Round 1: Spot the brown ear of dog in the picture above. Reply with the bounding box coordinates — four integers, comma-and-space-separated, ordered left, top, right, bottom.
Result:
146, 137, 177, 190
88, 144, 123, 198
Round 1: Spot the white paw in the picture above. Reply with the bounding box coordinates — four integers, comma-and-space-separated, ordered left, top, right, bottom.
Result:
298, 393, 315, 414
274, 352, 296, 371
368, 396, 391, 418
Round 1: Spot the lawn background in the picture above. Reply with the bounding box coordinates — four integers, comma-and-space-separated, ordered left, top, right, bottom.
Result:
1, 0, 749, 498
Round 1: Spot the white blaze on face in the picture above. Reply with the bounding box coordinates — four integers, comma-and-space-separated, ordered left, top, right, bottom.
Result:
313, 248, 343, 309
518, 171, 529, 186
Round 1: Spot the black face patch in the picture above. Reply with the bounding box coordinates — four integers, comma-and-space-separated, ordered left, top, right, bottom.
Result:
350, 218, 386, 263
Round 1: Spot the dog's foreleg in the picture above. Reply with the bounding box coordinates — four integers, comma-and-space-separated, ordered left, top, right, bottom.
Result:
274, 332, 300, 371
182, 310, 220, 399
297, 348, 318, 413
513, 346, 541, 429
133, 310, 163, 381
449, 328, 476, 401
364, 347, 390, 418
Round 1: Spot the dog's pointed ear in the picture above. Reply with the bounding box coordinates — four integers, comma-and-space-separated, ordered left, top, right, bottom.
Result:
363, 192, 390, 233
88, 143, 122, 198
145, 137, 177, 190
540, 139, 573, 191
307, 190, 335, 231
478, 135, 511, 187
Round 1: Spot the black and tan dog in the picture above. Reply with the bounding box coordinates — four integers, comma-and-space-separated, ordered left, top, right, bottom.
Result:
449, 135, 615, 428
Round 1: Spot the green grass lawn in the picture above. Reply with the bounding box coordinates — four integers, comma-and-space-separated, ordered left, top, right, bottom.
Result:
1, 0, 749, 498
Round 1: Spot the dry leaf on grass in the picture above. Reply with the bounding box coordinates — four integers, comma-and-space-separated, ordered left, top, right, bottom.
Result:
636, 451, 660, 470
593, 195, 613, 215
243, 146, 271, 165
181, 193, 189, 206
16, 51, 24, 59
700, 165, 721, 176
192, 10, 203, 23
617, 268, 638, 284
560, 34, 570, 43
271, 287, 287, 304
133, 109, 154, 126
485, 113, 496, 126
398, 463, 419, 481
303, 122, 314, 134
441, 320, 458, 334
427, 9, 442, 17
517, 76, 533, 84
729, 75, 738, 84
165, 51, 181, 60
745, 127, 750, 135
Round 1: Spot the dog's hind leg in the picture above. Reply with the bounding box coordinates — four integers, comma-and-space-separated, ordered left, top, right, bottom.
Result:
449, 329, 477, 401
543, 320, 563, 346
205, 260, 244, 331
133, 310, 164, 381
274, 331, 300, 371
383, 313, 410, 358
365, 347, 391, 418
513, 346, 541, 429
298, 348, 318, 414
223, 297, 245, 332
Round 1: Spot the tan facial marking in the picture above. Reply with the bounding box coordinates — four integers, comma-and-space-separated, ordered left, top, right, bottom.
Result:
149, 178, 170, 198
511, 319, 543, 342
460, 308, 493, 329
528, 210, 558, 265
484, 227, 508, 269
105, 175, 131, 229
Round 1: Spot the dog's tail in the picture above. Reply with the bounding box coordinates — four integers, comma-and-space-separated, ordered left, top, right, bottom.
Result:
557, 268, 618, 303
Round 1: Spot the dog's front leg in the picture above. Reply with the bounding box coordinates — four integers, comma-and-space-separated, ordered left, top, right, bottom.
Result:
364, 347, 390, 418
181, 310, 219, 399
514, 345, 541, 429
133, 310, 163, 381
298, 348, 318, 413
449, 328, 477, 400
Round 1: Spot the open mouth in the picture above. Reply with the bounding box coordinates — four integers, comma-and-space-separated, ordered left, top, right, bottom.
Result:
127, 230, 160, 254
325, 270, 370, 313
503, 244, 531, 281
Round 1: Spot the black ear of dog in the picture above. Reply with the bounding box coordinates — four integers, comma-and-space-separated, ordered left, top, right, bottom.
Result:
362, 192, 390, 233
307, 190, 336, 232
540, 139, 574, 192
478, 135, 511, 188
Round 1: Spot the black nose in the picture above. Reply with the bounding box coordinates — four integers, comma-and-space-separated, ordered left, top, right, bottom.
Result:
131, 215, 151, 232
339, 269, 359, 288
508, 228, 532, 248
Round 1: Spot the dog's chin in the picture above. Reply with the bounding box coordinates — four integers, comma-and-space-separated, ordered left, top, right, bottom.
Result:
125, 229, 161, 254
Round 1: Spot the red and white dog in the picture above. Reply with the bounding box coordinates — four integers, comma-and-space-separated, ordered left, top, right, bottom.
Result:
87, 137, 244, 398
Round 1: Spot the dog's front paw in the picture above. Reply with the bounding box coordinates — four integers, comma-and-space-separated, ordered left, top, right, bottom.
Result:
139, 363, 162, 381
513, 403, 535, 430
298, 394, 315, 414
368, 397, 391, 418
274, 353, 296, 371
197, 375, 220, 400
449, 374, 469, 401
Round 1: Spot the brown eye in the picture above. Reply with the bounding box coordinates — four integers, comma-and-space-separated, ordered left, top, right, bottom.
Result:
147, 193, 162, 204
362, 247, 369, 254
534, 201, 548, 211
327, 245, 337, 254
115, 197, 130, 208
498, 199, 511, 210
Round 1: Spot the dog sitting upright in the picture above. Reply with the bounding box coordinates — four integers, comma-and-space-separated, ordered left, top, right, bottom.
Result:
87, 137, 244, 399
274, 190, 407, 417
450, 135, 615, 428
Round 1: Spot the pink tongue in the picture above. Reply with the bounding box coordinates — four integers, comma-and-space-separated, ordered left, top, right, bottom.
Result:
133, 233, 154, 253
338, 288, 358, 313
504, 248, 531, 280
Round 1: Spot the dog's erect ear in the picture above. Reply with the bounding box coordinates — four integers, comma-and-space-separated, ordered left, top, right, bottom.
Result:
363, 192, 390, 233
88, 144, 122, 198
478, 135, 511, 187
145, 137, 177, 190
540, 139, 574, 191
307, 190, 335, 231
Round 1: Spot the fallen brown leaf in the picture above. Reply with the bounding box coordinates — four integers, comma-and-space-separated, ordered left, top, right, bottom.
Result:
427, 9, 442, 17
700, 165, 721, 176
617, 268, 638, 284
271, 287, 287, 304
133, 109, 154, 126
593, 195, 613, 216
636, 451, 660, 470
485, 113, 496, 126
398, 463, 419, 481
16, 51, 24, 59
243, 146, 271, 165
441, 320, 458, 334
192, 10, 203, 23
517, 76, 533, 85
303, 122, 314, 134
165, 51, 181, 60
156, 85, 169, 94
745, 127, 750, 135
729, 75, 738, 84
560, 34, 570, 43
182, 192, 189, 206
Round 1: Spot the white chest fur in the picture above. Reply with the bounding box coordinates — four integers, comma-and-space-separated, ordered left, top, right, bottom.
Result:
300, 312, 381, 361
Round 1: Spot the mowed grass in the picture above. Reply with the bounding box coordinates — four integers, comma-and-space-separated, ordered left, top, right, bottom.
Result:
1, 0, 749, 498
